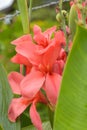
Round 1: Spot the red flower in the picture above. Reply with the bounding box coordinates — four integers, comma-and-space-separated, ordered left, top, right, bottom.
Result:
8, 25, 67, 129
8, 72, 47, 130
13, 25, 65, 106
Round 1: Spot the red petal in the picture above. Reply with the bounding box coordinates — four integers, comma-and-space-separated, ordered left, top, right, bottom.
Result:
34, 26, 56, 48
11, 53, 32, 66
42, 44, 61, 69
8, 97, 31, 122
33, 25, 48, 47
8, 72, 24, 94
34, 33, 47, 46
16, 41, 35, 59
45, 73, 61, 105
20, 68, 45, 99
30, 101, 43, 130
44, 26, 56, 38
33, 25, 41, 35
36, 91, 48, 104
55, 31, 66, 46
52, 60, 64, 75
16, 41, 41, 65
11, 34, 32, 45
58, 48, 67, 62
41, 31, 66, 67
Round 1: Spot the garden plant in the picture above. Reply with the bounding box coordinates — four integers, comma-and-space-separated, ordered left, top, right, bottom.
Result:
0, 0, 87, 130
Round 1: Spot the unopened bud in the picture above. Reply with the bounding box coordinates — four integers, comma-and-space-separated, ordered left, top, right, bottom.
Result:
61, 10, 67, 17
56, 13, 62, 22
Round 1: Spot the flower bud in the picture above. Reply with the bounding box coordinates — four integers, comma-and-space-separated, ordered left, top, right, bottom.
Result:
69, 4, 78, 39
56, 13, 62, 23
56, 10, 68, 23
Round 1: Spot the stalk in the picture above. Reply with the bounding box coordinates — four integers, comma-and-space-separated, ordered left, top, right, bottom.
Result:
17, 0, 29, 34
29, 0, 33, 30
59, 0, 69, 52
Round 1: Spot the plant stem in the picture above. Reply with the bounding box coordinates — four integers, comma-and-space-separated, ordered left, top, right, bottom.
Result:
17, 0, 29, 34
59, 0, 65, 32
59, 0, 63, 11
29, 0, 33, 30
59, 0, 69, 52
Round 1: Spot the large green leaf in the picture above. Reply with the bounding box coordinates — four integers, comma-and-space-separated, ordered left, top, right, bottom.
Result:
22, 121, 52, 130
53, 25, 87, 130
0, 64, 20, 130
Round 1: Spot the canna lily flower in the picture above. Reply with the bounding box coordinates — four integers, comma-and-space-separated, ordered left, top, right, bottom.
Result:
8, 25, 67, 130
8, 72, 47, 130
12, 25, 65, 106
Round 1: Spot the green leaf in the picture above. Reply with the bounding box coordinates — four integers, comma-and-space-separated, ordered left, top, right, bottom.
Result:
22, 121, 52, 130
20, 111, 32, 128
17, 0, 29, 34
0, 64, 20, 130
53, 25, 87, 130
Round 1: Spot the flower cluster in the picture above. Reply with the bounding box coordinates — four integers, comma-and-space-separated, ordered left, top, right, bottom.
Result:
8, 25, 67, 130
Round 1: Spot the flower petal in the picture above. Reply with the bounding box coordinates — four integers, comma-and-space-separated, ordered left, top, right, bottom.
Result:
11, 34, 32, 45
35, 91, 48, 104
16, 41, 35, 59
44, 26, 56, 38
33, 25, 41, 35
16, 41, 41, 65
34, 32, 47, 46
42, 44, 61, 68
52, 60, 65, 75
41, 31, 66, 67
30, 101, 43, 130
45, 73, 61, 105
20, 68, 45, 99
8, 97, 31, 122
58, 48, 67, 62
34, 26, 56, 48
8, 72, 24, 94
55, 31, 66, 46
11, 53, 32, 66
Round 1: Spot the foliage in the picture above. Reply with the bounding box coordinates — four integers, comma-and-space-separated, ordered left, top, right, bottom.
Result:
0, 64, 20, 130
54, 24, 87, 130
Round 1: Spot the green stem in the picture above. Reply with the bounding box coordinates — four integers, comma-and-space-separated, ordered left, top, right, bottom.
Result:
59, 0, 62, 11
29, 0, 33, 30
59, 0, 64, 32
17, 0, 29, 34
59, 0, 69, 52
